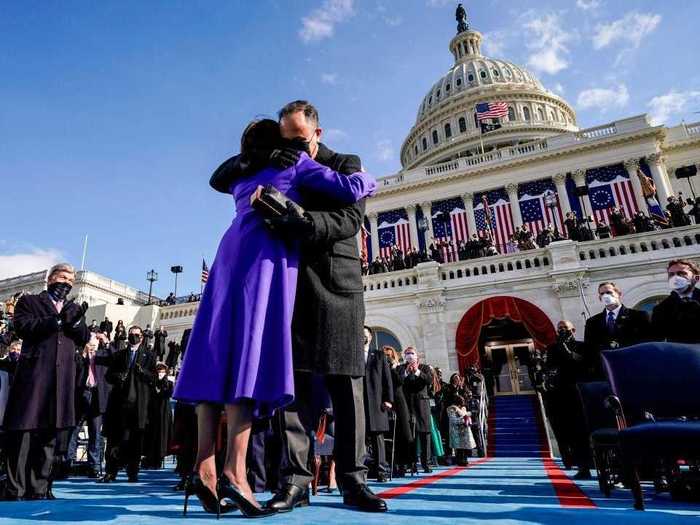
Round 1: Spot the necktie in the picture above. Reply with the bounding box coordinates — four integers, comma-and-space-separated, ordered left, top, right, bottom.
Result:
87, 355, 96, 387
55, 300, 64, 313
130, 350, 137, 368
607, 311, 616, 333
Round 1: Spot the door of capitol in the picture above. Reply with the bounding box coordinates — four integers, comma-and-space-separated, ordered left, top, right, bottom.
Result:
484, 341, 535, 396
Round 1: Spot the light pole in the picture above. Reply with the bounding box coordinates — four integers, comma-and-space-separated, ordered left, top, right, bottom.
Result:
146, 269, 158, 305
170, 265, 183, 299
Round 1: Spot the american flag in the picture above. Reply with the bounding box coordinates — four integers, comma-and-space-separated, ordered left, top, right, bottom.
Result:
473, 189, 515, 253
586, 164, 639, 224
378, 208, 412, 259
518, 179, 566, 235
431, 197, 470, 262
475, 102, 508, 121
360, 225, 369, 263
201, 259, 209, 284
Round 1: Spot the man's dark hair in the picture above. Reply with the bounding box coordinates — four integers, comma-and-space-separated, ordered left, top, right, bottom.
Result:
668, 259, 700, 276
278, 100, 319, 127
363, 325, 373, 336
128, 325, 143, 333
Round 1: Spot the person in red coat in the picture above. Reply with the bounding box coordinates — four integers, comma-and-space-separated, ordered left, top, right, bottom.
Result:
1, 263, 89, 500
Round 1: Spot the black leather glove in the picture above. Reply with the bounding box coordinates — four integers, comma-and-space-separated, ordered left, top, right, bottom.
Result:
61, 300, 88, 326
269, 148, 301, 169
264, 201, 314, 237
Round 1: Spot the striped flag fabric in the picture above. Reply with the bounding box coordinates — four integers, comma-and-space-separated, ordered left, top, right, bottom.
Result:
475, 102, 508, 121
201, 259, 209, 284
360, 225, 369, 263
378, 208, 412, 259
586, 164, 639, 224
473, 189, 515, 253
518, 179, 566, 235
431, 197, 470, 262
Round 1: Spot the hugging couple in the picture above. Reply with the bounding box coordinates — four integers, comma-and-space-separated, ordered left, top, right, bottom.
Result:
173, 100, 388, 517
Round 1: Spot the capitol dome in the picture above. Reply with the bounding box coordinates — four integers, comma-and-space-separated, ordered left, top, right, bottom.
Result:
401, 24, 578, 170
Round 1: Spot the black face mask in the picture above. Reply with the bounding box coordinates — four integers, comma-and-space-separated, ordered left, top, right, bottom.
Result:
47, 281, 72, 301
282, 137, 312, 155
128, 334, 142, 346
9, 352, 19, 362
558, 329, 572, 340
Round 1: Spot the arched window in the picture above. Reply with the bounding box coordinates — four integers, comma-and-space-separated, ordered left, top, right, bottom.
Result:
432, 130, 439, 145
537, 107, 545, 121
367, 327, 402, 353
480, 70, 487, 79
508, 106, 516, 121
422, 137, 428, 151
414, 144, 418, 156
459, 117, 467, 133
445, 83, 451, 92
444, 123, 452, 138
456, 78, 462, 87
468, 73, 475, 82
523, 106, 531, 121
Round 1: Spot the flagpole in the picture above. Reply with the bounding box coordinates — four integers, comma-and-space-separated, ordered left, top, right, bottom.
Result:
200, 254, 204, 295
80, 234, 88, 271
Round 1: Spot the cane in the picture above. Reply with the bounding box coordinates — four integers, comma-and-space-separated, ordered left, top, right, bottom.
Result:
389, 408, 397, 481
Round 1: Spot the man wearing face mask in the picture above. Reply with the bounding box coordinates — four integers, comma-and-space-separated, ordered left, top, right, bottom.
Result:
398, 347, 434, 474
652, 259, 700, 344
1, 263, 90, 501
543, 321, 592, 478
100, 325, 155, 483
584, 282, 652, 379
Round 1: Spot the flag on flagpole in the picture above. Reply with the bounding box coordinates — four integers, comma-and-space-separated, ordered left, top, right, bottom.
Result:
518, 179, 565, 235
201, 259, 209, 284
474, 190, 515, 253
360, 225, 369, 263
637, 168, 668, 224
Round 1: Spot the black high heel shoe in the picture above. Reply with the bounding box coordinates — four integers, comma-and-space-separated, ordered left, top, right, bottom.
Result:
183, 473, 235, 519
218, 477, 277, 518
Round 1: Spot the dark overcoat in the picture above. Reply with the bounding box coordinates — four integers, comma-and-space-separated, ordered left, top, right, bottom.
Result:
145, 377, 174, 461
75, 344, 113, 415
364, 350, 394, 432
651, 289, 700, 344
389, 365, 414, 444
4, 291, 90, 431
209, 143, 367, 377
398, 363, 433, 433
103, 343, 155, 437
153, 329, 168, 360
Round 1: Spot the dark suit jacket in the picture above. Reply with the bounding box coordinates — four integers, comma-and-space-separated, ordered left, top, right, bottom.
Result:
209, 143, 367, 376
398, 363, 433, 433
100, 320, 113, 335
651, 289, 700, 344
4, 291, 90, 430
75, 345, 113, 414
584, 305, 652, 379
364, 350, 394, 432
103, 343, 156, 435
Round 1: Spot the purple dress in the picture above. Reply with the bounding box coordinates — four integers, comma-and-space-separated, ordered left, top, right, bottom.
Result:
173, 153, 376, 414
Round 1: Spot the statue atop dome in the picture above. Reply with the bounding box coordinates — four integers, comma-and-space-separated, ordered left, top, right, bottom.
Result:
456, 3, 469, 33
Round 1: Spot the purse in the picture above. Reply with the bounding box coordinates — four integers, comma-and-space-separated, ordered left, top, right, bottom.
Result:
250, 184, 305, 218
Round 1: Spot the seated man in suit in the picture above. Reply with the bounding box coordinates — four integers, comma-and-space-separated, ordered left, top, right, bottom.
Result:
584, 281, 652, 379
651, 259, 700, 344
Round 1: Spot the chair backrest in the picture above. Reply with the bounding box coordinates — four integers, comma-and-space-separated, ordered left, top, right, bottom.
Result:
602, 342, 700, 423
576, 381, 616, 433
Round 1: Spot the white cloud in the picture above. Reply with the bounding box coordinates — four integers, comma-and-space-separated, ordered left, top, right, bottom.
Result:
576, 0, 601, 10
593, 11, 661, 50
320, 73, 338, 85
323, 128, 348, 143
383, 16, 402, 27
525, 14, 573, 75
647, 90, 700, 125
0, 248, 63, 280
426, 0, 452, 6
299, 0, 355, 43
553, 83, 565, 95
576, 84, 630, 112
376, 140, 394, 162
482, 31, 508, 57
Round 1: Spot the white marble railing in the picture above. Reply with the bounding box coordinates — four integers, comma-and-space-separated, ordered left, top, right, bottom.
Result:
662, 120, 700, 144
159, 302, 200, 320
380, 114, 653, 190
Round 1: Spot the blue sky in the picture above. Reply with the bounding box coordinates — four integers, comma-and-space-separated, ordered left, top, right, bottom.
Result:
2, 0, 699, 297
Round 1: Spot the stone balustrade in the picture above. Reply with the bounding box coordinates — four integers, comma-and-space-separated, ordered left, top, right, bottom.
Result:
159, 302, 200, 320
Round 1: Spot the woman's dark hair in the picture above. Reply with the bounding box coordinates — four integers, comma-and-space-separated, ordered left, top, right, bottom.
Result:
453, 395, 465, 407
240, 119, 281, 156
450, 373, 461, 385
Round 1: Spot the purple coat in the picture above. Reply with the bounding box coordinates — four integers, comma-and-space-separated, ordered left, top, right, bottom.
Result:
174, 154, 375, 414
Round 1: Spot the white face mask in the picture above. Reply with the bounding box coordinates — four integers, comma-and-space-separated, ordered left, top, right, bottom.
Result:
405, 354, 417, 363
158, 372, 166, 380
601, 293, 619, 307
669, 275, 692, 292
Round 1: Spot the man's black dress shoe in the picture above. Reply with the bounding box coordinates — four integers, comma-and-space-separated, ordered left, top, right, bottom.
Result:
376, 473, 388, 483
423, 466, 433, 474
97, 473, 117, 483
173, 478, 187, 491
573, 469, 592, 480
266, 483, 309, 512
86, 469, 99, 479
343, 484, 388, 512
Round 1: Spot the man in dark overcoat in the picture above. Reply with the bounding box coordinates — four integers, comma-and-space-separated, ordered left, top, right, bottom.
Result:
584, 281, 652, 379
398, 347, 434, 473
362, 327, 393, 482
100, 325, 155, 482
209, 100, 386, 512
1, 263, 89, 500
99, 316, 113, 339
153, 326, 168, 361
651, 259, 700, 344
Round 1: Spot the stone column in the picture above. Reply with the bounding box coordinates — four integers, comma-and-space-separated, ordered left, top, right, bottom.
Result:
461, 192, 477, 236
420, 201, 434, 245
367, 212, 380, 260
646, 153, 673, 205
572, 169, 592, 218
406, 204, 420, 249
623, 159, 647, 213
552, 173, 572, 217
506, 183, 523, 227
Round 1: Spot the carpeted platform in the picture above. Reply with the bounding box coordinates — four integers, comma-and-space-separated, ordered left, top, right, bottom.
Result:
1, 457, 698, 524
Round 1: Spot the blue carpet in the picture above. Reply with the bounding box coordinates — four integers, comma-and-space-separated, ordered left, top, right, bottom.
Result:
0, 458, 697, 524
491, 395, 545, 457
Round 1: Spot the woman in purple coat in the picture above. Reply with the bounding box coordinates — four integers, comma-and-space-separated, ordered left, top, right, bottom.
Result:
173, 119, 376, 517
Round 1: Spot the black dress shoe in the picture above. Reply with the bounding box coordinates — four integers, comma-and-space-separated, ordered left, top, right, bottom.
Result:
343, 484, 388, 512
573, 469, 592, 480
127, 476, 139, 483
173, 478, 187, 491
86, 469, 99, 479
266, 484, 309, 513
376, 473, 388, 483
97, 473, 117, 483
423, 466, 433, 474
